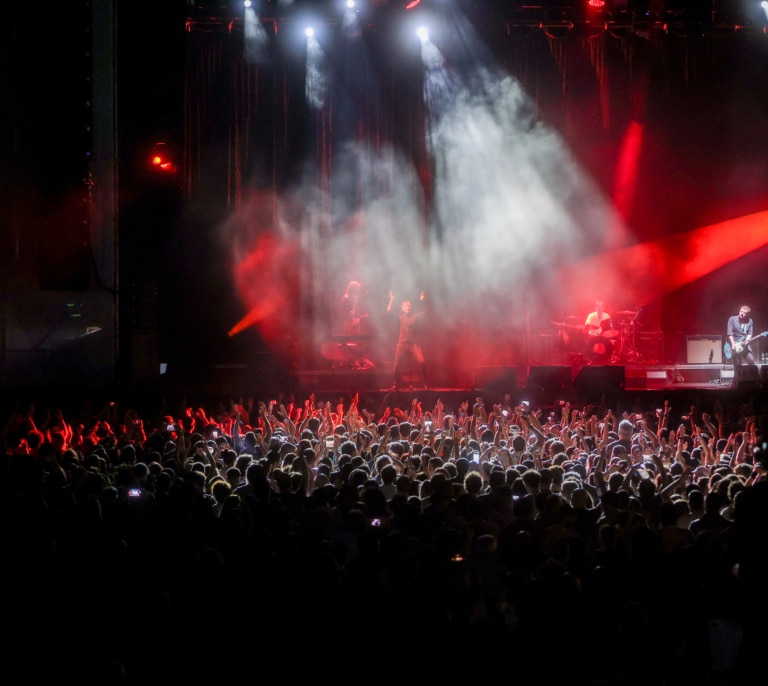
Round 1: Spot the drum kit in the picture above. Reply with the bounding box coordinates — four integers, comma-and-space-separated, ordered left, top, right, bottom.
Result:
549, 310, 642, 365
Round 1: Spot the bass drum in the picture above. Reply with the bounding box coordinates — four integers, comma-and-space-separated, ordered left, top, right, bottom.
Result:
587, 336, 614, 364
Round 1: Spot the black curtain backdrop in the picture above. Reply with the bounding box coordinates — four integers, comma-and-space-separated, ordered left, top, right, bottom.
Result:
181, 16, 768, 220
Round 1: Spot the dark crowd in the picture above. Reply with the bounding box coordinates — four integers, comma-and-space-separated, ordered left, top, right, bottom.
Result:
3, 388, 768, 685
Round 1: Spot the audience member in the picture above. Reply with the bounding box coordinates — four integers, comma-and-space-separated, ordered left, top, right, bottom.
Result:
2, 388, 766, 685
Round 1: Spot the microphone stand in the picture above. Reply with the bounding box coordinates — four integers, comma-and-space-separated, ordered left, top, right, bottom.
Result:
629, 308, 642, 363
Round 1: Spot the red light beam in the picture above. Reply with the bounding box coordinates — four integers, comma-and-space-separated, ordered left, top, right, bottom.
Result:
559, 209, 768, 308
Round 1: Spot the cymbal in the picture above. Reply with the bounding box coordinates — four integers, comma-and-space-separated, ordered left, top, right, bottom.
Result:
551, 320, 583, 329
615, 310, 637, 316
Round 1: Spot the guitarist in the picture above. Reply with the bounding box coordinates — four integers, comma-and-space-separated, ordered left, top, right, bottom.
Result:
727, 305, 755, 365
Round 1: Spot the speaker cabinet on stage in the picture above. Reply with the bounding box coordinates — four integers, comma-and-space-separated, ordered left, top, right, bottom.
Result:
526, 366, 571, 396
637, 332, 663, 364
474, 366, 519, 393
734, 364, 760, 390
687, 336, 723, 364
573, 366, 625, 396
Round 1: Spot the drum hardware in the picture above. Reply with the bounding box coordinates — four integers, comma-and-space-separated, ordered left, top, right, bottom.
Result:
550, 320, 584, 330
322, 335, 376, 369
617, 319, 643, 363
554, 310, 645, 365
551, 320, 587, 364
587, 335, 615, 364
600, 319, 620, 339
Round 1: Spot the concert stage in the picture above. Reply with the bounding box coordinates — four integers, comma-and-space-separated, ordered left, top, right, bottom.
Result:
292, 362, 768, 409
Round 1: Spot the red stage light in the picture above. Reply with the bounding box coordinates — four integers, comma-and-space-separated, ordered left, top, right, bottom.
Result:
149, 142, 176, 173
559, 210, 768, 309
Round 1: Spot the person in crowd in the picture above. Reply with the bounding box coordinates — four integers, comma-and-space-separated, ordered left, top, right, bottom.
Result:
2, 388, 766, 685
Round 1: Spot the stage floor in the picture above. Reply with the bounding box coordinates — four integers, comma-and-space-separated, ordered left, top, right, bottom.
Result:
292, 362, 768, 405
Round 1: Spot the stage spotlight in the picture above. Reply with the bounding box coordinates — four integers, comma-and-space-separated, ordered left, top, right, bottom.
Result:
417, 26, 429, 42
305, 26, 315, 37
244, 0, 252, 7
341, 0, 362, 37
406, 0, 422, 9
588, 0, 606, 7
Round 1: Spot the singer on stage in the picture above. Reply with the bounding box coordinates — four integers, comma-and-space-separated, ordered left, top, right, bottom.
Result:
386, 289, 428, 390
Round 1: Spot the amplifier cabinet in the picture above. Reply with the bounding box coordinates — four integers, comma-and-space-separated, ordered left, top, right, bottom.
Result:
635, 332, 663, 364
687, 335, 723, 364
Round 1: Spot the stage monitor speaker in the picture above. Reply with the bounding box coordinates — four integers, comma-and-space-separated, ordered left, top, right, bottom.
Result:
687, 336, 722, 364
526, 366, 571, 396
734, 364, 760, 390
573, 366, 625, 395
43, 328, 113, 387
474, 366, 519, 393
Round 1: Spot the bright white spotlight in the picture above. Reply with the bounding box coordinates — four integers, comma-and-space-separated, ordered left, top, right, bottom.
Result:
342, 0, 361, 37
244, 0, 252, 7
305, 26, 315, 38
417, 26, 429, 42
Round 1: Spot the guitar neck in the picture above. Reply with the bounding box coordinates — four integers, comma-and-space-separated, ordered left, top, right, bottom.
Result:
736, 330, 767, 342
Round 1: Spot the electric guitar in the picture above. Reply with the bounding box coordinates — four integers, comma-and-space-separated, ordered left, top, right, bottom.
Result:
723, 331, 768, 361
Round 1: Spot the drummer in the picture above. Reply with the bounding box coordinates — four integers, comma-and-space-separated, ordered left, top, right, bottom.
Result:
585, 299, 612, 336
